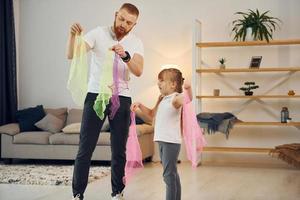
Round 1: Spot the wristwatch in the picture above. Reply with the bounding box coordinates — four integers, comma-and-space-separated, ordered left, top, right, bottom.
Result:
121, 51, 131, 63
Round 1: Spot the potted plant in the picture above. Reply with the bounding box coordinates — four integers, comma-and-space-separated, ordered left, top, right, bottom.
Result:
239, 81, 259, 96
219, 58, 226, 69
231, 9, 281, 42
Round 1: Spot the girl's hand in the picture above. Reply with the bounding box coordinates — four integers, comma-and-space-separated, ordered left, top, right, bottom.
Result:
130, 102, 141, 112
172, 93, 184, 109
158, 94, 164, 101
183, 80, 193, 101
183, 80, 191, 90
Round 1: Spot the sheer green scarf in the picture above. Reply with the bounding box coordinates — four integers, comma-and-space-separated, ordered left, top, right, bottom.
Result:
67, 34, 113, 120
93, 51, 113, 120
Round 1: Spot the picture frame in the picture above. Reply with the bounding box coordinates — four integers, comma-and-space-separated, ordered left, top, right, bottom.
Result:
249, 56, 262, 68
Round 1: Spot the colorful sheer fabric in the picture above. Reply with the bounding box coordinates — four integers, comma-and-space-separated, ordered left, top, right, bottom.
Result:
93, 50, 114, 120
109, 54, 121, 119
123, 112, 144, 185
182, 90, 207, 168
94, 51, 122, 120
67, 35, 88, 106
68, 34, 121, 120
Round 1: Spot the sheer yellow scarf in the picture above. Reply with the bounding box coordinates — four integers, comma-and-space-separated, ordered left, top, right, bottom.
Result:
67, 34, 114, 120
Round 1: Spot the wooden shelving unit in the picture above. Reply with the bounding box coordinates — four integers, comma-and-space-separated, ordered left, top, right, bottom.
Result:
203, 120, 300, 153
197, 39, 300, 48
203, 147, 272, 153
193, 20, 300, 154
196, 95, 300, 99
235, 121, 300, 126
196, 67, 300, 73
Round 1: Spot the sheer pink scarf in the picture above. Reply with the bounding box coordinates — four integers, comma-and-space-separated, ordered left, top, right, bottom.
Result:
123, 112, 144, 185
182, 90, 207, 168
123, 90, 206, 185
109, 53, 121, 119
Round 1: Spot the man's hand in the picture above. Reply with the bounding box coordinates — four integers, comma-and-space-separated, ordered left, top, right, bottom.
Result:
130, 102, 141, 112
67, 23, 90, 59
111, 45, 143, 77
70, 23, 83, 36
111, 44, 127, 58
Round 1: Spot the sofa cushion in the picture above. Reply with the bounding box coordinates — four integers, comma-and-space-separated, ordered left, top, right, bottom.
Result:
136, 124, 154, 136
35, 114, 64, 133
66, 109, 82, 125
15, 105, 46, 132
45, 107, 68, 123
62, 122, 153, 136
13, 131, 52, 144
63, 118, 109, 134
0, 123, 20, 136
62, 123, 81, 134
49, 132, 111, 145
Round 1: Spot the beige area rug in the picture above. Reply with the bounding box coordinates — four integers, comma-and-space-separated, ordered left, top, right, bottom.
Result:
0, 164, 110, 186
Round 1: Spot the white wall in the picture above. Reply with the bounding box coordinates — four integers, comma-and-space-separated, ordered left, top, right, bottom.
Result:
16, 0, 300, 162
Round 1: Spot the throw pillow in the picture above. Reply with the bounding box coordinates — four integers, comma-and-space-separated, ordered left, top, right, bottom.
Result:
15, 105, 46, 132
44, 107, 68, 123
0, 123, 20, 136
62, 123, 81, 134
62, 120, 109, 133
66, 109, 83, 125
35, 114, 64, 133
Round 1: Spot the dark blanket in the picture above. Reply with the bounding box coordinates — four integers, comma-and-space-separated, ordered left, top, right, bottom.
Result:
197, 112, 238, 138
270, 143, 300, 168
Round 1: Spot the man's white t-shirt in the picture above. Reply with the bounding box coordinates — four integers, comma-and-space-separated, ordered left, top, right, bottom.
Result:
83, 26, 144, 97
154, 93, 182, 144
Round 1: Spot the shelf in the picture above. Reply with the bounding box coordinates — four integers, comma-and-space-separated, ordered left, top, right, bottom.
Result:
235, 122, 300, 126
193, 21, 300, 157
197, 39, 300, 47
196, 95, 300, 99
196, 67, 300, 73
202, 122, 300, 153
203, 147, 273, 153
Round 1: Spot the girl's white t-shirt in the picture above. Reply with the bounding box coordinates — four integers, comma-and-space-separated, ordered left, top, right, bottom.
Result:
154, 93, 182, 144
83, 26, 144, 97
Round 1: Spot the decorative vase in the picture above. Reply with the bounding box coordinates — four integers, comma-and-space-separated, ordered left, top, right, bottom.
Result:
245, 27, 253, 41
245, 91, 253, 96
288, 90, 295, 96
213, 89, 220, 96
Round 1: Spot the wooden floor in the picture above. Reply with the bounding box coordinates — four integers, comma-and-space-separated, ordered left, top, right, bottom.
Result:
0, 160, 299, 200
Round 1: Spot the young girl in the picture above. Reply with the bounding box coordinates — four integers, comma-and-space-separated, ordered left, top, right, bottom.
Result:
131, 68, 192, 200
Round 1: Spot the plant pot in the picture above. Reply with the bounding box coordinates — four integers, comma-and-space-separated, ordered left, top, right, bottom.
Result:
245, 27, 253, 41
220, 64, 225, 69
244, 91, 253, 96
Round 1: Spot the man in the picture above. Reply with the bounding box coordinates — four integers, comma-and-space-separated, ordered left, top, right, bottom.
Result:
66, 3, 144, 200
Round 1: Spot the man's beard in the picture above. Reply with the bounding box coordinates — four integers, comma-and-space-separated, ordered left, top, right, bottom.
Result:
113, 20, 132, 39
